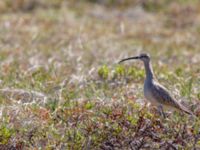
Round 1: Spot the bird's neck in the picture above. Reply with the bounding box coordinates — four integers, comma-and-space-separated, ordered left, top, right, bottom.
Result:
144, 61, 154, 80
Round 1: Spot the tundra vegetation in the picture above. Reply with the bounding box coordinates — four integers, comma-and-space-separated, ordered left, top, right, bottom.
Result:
0, 0, 200, 149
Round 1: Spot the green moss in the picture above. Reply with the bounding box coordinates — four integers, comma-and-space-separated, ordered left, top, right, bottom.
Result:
127, 115, 138, 126
127, 66, 145, 80
114, 65, 126, 77
84, 102, 94, 110
98, 65, 110, 80
0, 125, 14, 144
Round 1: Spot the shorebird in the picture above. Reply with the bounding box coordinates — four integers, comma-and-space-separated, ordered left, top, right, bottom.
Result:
119, 53, 193, 116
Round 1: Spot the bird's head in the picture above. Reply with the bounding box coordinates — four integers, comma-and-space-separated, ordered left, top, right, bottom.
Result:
119, 53, 150, 64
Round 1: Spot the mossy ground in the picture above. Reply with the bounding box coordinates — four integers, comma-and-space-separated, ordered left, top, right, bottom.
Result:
0, 0, 200, 149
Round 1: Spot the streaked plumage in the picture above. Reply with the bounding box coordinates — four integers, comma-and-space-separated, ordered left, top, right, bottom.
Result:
119, 53, 193, 115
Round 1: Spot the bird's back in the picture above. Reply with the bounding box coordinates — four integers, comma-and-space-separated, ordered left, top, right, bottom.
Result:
148, 80, 192, 115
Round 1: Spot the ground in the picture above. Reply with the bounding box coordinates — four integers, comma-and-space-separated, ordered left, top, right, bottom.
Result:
0, 0, 200, 149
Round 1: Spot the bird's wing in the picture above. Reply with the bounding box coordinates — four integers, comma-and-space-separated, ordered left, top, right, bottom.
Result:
151, 82, 177, 106
151, 82, 192, 115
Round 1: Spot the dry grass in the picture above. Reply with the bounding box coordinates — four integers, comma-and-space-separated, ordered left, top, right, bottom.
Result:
0, 0, 200, 149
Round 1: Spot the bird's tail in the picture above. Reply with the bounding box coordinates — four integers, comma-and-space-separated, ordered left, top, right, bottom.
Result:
177, 103, 194, 116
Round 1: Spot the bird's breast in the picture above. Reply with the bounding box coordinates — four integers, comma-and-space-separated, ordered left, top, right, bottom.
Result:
144, 80, 159, 106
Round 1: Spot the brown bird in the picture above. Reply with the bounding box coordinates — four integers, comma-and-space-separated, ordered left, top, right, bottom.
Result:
119, 53, 193, 116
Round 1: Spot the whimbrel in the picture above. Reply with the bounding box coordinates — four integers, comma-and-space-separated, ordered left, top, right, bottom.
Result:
119, 53, 193, 115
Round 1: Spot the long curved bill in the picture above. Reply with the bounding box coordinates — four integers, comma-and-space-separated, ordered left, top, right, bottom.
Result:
118, 56, 140, 63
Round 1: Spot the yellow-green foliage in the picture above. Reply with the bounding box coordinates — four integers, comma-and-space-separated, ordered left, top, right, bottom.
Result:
114, 65, 125, 77
98, 65, 110, 80
0, 0, 199, 149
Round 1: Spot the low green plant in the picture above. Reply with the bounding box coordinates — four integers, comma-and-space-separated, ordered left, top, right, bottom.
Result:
0, 124, 14, 144
98, 65, 109, 80
113, 65, 125, 78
